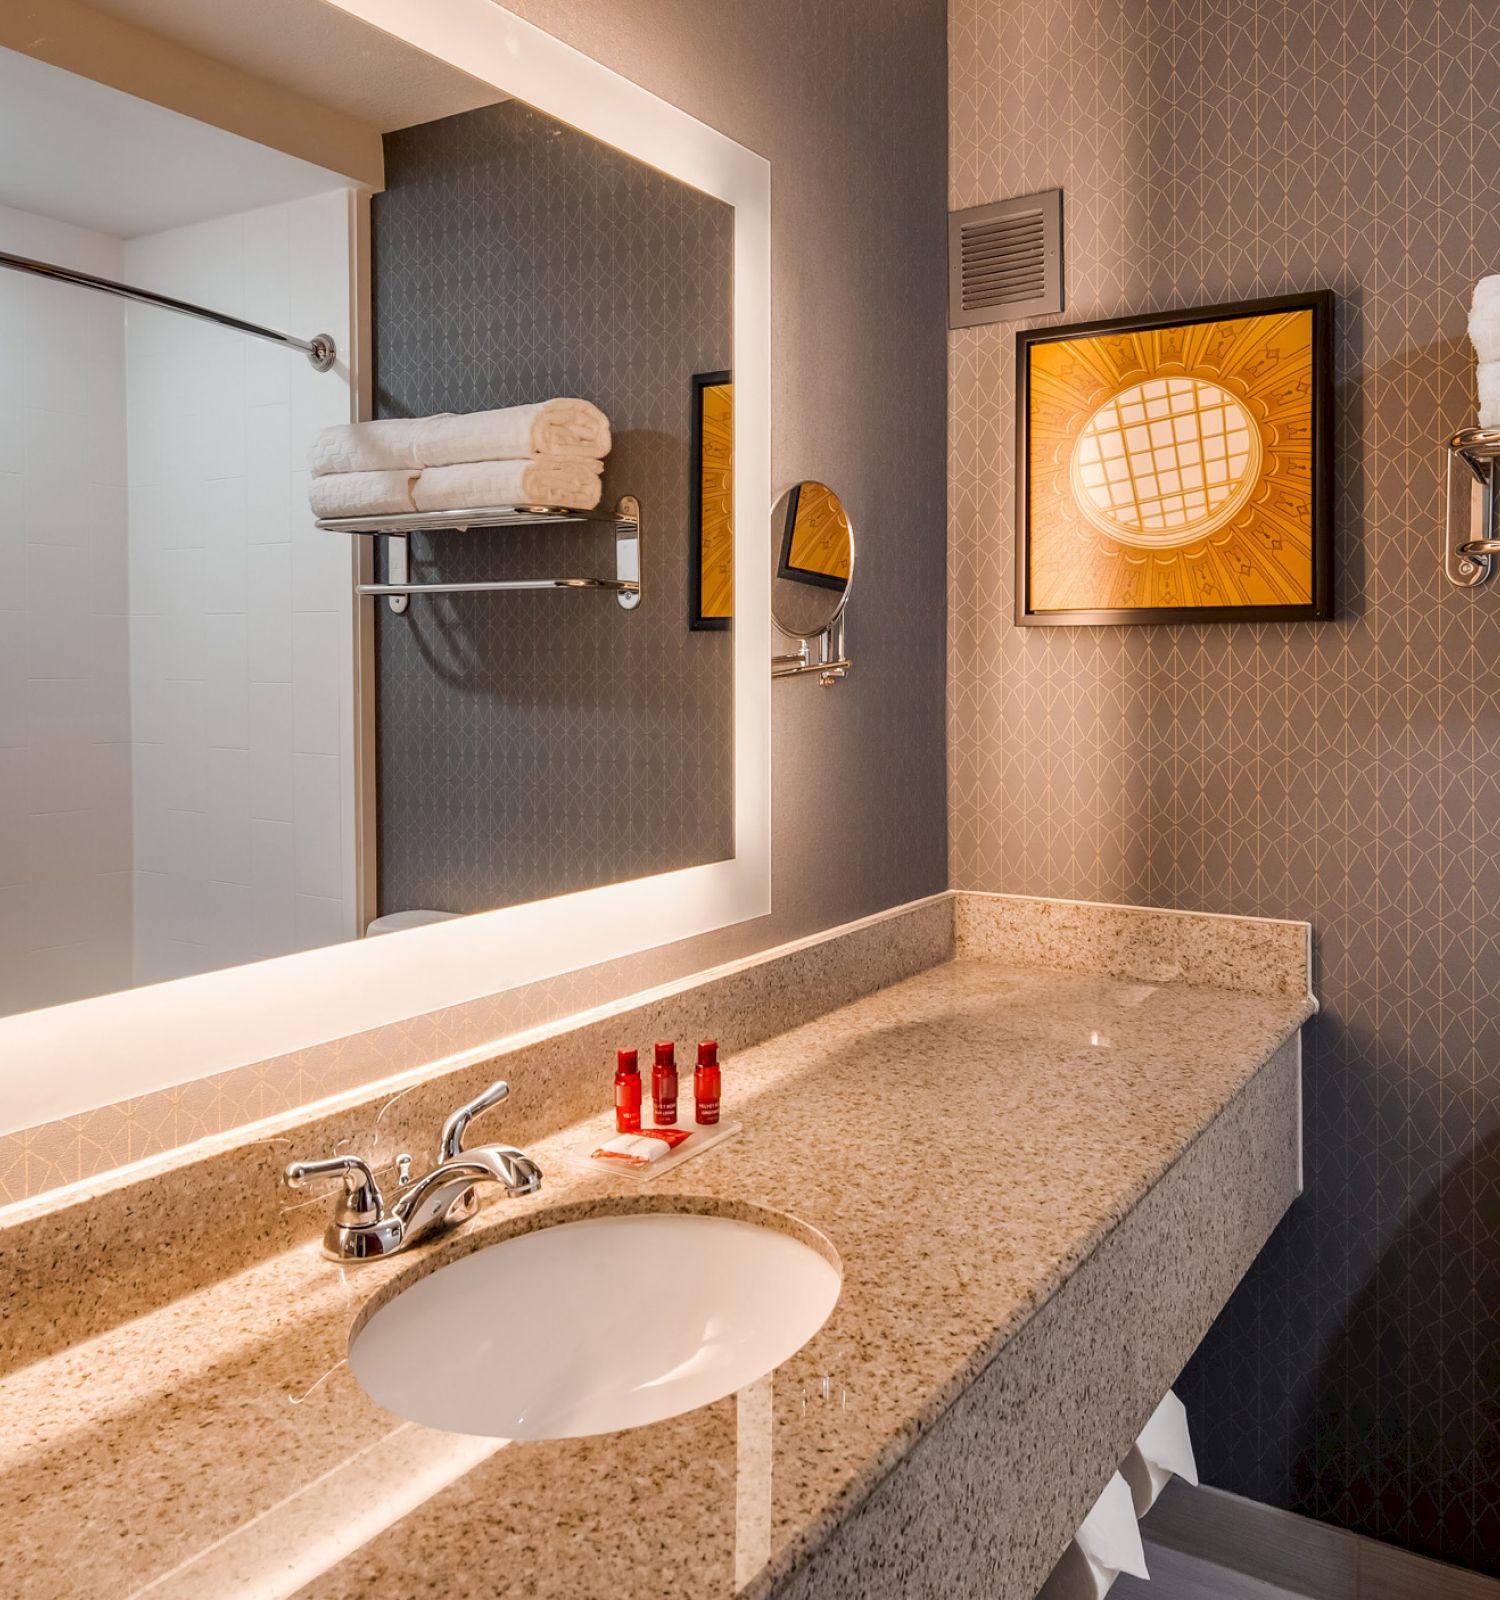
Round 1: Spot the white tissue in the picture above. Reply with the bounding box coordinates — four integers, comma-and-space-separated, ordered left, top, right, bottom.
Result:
1120, 1389, 1199, 1517
1078, 1473, 1151, 1578
1479, 360, 1500, 430
1471, 276, 1500, 363
1036, 1473, 1149, 1600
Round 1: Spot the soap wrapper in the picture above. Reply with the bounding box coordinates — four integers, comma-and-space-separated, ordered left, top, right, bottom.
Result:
591, 1128, 693, 1169
580, 1120, 740, 1181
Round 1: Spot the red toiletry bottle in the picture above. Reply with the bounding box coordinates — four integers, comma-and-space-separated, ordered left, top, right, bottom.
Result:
652, 1041, 679, 1126
615, 1048, 641, 1133
695, 1040, 721, 1125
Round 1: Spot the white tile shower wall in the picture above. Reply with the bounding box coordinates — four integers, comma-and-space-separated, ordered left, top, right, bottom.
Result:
0, 203, 132, 1014
123, 190, 357, 984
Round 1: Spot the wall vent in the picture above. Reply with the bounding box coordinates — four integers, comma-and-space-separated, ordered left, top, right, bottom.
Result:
948, 189, 1063, 328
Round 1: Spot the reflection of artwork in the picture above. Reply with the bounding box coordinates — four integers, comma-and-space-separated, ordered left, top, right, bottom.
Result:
690, 371, 733, 629
1016, 291, 1333, 624
776, 481, 852, 591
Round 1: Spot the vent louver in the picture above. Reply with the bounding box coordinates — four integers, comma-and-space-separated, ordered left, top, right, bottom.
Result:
948, 189, 1063, 328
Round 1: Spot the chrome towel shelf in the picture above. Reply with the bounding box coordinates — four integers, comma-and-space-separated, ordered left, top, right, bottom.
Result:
317, 497, 641, 615
1444, 429, 1500, 587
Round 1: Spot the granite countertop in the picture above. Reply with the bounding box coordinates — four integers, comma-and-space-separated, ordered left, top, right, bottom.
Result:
0, 954, 1312, 1600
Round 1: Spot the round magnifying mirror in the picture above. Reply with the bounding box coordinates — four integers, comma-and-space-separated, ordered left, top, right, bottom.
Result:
771, 481, 854, 639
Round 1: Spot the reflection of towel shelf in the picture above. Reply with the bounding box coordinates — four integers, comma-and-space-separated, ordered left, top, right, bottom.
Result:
316, 497, 641, 615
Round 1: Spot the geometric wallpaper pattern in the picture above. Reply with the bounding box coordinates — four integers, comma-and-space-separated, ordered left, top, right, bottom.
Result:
951, 0, 1500, 1575
373, 100, 734, 915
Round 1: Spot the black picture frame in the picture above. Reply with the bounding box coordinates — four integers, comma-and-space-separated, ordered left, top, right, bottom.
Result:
689, 369, 732, 632
1014, 289, 1335, 626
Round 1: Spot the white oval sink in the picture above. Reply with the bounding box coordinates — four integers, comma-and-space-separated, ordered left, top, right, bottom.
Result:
349, 1210, 841, 1439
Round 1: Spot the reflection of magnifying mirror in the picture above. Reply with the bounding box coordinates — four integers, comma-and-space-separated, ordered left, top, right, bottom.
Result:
771, 482, 854, 637
770, 482, 854, 684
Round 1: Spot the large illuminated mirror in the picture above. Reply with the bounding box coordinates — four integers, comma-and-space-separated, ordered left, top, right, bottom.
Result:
0, 0, 770, 1134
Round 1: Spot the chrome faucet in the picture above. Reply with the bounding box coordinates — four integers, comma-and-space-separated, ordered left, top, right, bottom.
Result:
286, 1080, 542, 1261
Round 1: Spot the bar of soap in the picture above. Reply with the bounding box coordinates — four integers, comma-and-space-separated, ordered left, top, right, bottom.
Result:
589, 1128, 692, 1169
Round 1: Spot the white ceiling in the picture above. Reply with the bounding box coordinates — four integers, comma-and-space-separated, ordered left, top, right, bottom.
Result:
81, 0, 503, 132
0, 47, 355, 237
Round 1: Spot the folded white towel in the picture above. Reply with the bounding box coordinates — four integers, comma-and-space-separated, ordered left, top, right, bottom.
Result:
1471, 276, 1500, 363
308, 469, 419, 520
1480, 360, 1500, 429
412, 459, 604, 514
308, 401, 612, 476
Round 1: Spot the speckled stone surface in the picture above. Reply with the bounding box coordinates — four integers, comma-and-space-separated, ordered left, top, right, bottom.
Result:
956, 892, 1312, 1000
0, 894, 953, 1374
0, 922, 1312, 1600
767, 1037, 1302, 1600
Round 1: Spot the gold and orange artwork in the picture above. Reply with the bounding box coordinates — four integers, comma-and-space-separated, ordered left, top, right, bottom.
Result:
784, 481, 852, 584
695, 377, 734, 623
1019, 296, 1331, 622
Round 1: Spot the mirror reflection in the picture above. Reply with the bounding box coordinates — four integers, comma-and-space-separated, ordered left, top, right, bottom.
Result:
0, 6, 735, 1017
771, 481, 854, 639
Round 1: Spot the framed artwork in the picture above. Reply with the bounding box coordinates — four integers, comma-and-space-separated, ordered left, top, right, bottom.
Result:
1015, 290, 1334, 625
776, 481, 853, 591
690, 369, 733, 629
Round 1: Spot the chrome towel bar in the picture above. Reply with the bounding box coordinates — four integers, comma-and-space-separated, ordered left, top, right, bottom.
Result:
359, 577, 638, 596
0, 249, 336, 370
318, 498, 642, 615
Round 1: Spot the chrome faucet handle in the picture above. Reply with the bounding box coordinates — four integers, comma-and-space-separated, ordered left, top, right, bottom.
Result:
439, 1079, 511, 1160
285, 1154, 382, 1228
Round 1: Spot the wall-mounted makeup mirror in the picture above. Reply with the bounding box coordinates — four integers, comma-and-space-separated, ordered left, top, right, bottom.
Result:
771, 481, 854, 685
0, 0, 771, 1141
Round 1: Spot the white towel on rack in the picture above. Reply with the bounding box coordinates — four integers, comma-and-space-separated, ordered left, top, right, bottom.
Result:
308, 401, 612, 476
308, 469, 419, 519
412, 458, 604, 514
1479, 359, 1500, 430
420, 402, 611, 466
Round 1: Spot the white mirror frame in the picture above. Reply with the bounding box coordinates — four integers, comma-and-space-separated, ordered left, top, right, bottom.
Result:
0, 0, 771, 1138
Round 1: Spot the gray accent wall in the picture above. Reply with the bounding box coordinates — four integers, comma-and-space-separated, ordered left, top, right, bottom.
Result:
372, 100, 733, 915
496, 0, 951, 955
950, 0, 1500, 1578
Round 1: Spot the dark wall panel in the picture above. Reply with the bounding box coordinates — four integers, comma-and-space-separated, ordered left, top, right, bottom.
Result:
373, 100, 733, 913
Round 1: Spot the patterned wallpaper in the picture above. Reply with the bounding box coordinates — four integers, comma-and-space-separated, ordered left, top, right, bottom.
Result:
950, 0, 1500, 1576
373, 100, 734, 914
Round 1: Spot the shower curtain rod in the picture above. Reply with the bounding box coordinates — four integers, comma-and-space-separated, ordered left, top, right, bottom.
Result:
0, 249, 337, 371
